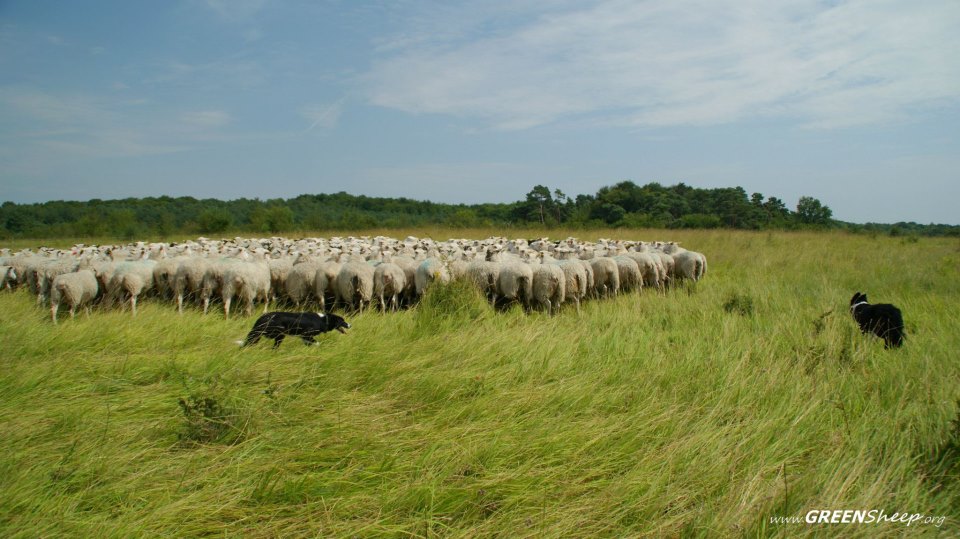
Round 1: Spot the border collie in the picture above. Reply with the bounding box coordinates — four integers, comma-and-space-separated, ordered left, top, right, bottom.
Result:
850, 292, 905, 349
238, 311, 350, 349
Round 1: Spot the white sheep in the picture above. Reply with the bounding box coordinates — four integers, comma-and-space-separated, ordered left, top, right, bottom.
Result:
612, 255, 643, 293
532, 263, 565, 315
173, 256, 210, 314
285, 261, 324, 308
624, 252, 662, 292
268, 257, 294, 304
221, 260, 271, 318
152, 256, 182, 300
390, 256, 419, 304
50, 270, 99, 324
316, 259, 343, 306
555, 260, 587, 314
465, 259, 501, 306
658, 242, 705, 282
0, 266, 16, 290
108, 260, 156, 316
336, 261, 375, 313
588, 257, 620, 298
36, 258, 80, 306
200, 259, 235, 315
496, 261, 533, 308
415, 258, 450, 297
373, 262, 406, 312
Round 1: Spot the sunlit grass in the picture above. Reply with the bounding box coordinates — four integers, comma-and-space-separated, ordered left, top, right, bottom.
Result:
0, 229, 958, 537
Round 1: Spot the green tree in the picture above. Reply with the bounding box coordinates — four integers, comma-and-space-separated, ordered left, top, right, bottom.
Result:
252, 205, 295, 233
526, 185, 553, 225
197, 208, 233, 233
796, 196, 832, 225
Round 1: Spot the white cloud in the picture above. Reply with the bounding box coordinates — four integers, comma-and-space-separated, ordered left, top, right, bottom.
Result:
180, 110, 232, 128
202, 0, 269, 22
301, 99, 345, 131
363, 0, 960, 130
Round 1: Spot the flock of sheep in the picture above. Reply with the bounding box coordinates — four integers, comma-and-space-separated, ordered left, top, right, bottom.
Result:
0, 236, 707, 323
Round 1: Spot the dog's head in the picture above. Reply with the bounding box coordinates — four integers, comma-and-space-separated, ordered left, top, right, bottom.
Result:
318, 312, 351, 334
850, 292, 869, 311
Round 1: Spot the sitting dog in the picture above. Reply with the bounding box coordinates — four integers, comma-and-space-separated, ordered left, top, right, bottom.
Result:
849, 292, 905, 348
239, 311, 350, 349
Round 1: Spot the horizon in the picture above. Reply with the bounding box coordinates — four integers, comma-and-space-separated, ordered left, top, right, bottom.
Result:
2, 1, 959, 224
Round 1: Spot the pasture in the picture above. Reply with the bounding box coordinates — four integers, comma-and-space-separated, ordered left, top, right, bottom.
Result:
0, 229, 958, 537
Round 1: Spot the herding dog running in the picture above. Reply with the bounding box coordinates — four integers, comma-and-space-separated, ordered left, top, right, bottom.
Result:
850, 292, 905, 349
238, 311, 351, 349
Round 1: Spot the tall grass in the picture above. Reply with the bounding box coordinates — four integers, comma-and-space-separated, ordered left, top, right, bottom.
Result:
0, 230, 957, 537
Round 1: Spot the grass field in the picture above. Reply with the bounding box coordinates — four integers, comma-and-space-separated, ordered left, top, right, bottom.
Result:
1, 229, 958, 537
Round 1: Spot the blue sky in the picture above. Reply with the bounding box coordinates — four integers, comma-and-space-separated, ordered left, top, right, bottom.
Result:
1, 0, 958, 224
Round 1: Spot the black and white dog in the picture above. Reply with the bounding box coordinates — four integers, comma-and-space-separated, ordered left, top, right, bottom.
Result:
850, 292, 905, 348
239, 311, 350, 349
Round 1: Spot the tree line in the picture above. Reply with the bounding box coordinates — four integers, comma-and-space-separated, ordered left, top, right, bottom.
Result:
1, 182, 956, 240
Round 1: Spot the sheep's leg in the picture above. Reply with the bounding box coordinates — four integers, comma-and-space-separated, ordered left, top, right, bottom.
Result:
575, 296, 581, 316
177, 293, 184, 315
131, 295, 138, 316
51, 305, 58, 325
69, 306, 76, 319
272, 335, 285, 349
203, 296, 210, 315
223, 297, 231, 319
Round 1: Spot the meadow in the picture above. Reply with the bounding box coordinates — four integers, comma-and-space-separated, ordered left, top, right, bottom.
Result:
0, 228, 958, 537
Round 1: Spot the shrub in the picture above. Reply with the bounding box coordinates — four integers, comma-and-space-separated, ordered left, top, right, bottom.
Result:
177, 392, 250, 445
722, 292, 754, 316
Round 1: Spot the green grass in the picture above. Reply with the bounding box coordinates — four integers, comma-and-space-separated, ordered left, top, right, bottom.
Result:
1, 229, 958, 537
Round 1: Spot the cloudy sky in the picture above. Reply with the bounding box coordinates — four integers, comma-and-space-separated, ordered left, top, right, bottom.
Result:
1, 0, 958, 224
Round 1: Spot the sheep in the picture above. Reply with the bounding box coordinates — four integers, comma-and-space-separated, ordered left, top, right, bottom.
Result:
35, 258, 80, 306
173, 256, 210, 314
390, 256, 419, 305
588, 257, 620, 298
50, 270, 99, 324
658, 242, 705, 282
532, 263, 565, 315
496, 261, 533, 308
373, 262, 406, 312
0, 266, 16, 291
336, 261, 375, 314
16, 255, 47, 297
268, 257, 294, 304
285, 261, 324, 309
315, 259, 342, 307
311, 271, 330, 313
108, 260, 156, 316
152, 256, 182, 300
624, 252, 662, 292
415, 258, 450, 297
555, 260, 587, 314
221, 260, 271, 318
465, 259, 501, 306
612, 255, 643, 293
200, 258, 238, 315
